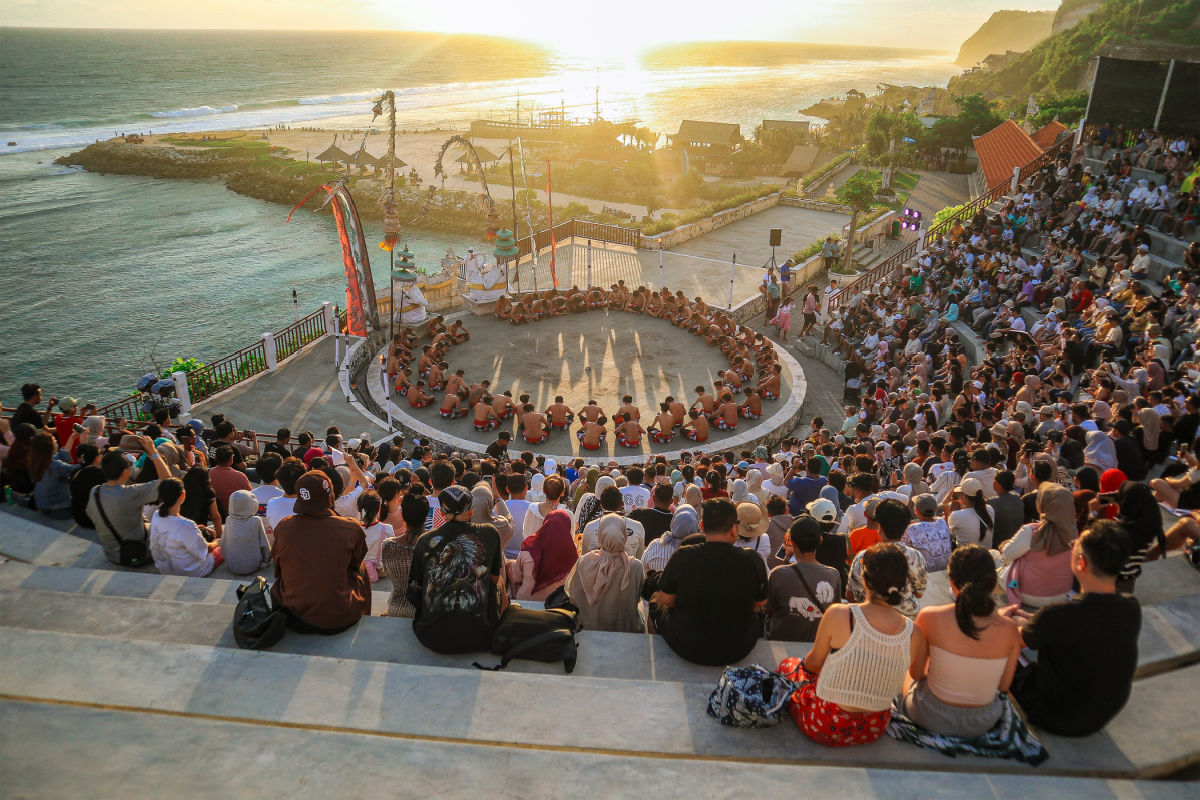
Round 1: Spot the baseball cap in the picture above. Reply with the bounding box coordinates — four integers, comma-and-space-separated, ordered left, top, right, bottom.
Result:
438, 485, 473, 515
293, 471, 334, 515
806, 497, 837, 524
958, 477, 984, 498
913, 493, 938, 516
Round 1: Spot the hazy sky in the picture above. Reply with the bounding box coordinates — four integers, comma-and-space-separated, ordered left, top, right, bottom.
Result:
2, 0, 1062, 51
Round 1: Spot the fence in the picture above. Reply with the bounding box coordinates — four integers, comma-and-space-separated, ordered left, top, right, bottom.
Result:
274, 308, 326, 361
184, 340, 268, 404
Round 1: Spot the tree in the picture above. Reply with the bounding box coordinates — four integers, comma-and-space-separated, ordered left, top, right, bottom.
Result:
866, 109, 922, 192
839, 173, 879, 273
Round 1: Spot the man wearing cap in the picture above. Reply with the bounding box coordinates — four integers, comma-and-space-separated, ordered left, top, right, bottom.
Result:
902, 493, 952, 572
764, 514, 842, 642
271, 470, 371, 634
407, 485, 505, 654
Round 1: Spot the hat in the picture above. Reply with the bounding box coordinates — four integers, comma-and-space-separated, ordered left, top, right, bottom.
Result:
806, 497, 837, 524
438, 485, 473, 515
345, 437, 362, 451
913, 493, 938, 516
787, 514, 824, 549
59, 397, 79, 413
1138, 243, 1149, 251
885, 423, 900, 437
1003, 299, 1015, 308
1039, 405, 1055, 416
753, 445, 769, 459
958, 477, 984, 498
543, 458, 558, 476
293, 471, 334, 515
735, 502, 769, 537
737, 460, 750, 471
801, 442, 815, 452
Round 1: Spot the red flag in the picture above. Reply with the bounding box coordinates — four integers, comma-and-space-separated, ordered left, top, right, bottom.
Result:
545, 160, 558, 288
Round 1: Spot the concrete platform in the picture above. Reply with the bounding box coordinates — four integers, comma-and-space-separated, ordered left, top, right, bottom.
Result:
5, 699, 1193, 799
373, 310, 806, 460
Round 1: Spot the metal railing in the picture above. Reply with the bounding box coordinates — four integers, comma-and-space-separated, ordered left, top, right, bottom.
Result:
185, 340, 268, 404
274, 307, 326, 361
95, 395, 150, 423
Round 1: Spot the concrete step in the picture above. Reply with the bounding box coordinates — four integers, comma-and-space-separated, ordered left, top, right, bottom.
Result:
4, 698, 1195, 800
1, 625, 1197, 779
0, 580, 808, 684
1083, 157, 1163, 188
0, 509, 109, 569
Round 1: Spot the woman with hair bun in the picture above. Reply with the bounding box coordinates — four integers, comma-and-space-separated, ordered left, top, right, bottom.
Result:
902, 545, 1022, 737
778, 543, 923, 746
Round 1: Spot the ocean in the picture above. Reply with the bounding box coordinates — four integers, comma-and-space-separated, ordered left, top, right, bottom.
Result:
0, 28, 959, 407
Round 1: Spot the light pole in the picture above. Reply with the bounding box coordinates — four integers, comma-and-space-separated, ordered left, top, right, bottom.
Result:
372, 91, 401, 341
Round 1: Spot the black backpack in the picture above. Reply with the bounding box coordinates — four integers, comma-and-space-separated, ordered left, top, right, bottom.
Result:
232, 576, 287, 650
474, 604, 582, 674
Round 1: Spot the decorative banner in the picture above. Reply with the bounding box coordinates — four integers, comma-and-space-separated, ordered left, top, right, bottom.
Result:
288, 181, 380, 337
545, 159, 558, 288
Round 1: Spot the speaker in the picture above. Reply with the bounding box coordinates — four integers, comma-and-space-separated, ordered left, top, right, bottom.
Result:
769, 228, 782, 247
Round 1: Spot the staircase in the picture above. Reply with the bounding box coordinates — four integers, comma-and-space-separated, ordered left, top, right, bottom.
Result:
1, 507, 1198, 795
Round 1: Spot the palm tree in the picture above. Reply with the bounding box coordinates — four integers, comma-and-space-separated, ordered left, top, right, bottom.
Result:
839, 173, 880, 273
867, 109, 922, 193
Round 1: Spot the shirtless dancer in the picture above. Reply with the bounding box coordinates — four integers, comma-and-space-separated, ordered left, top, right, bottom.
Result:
473, 396, 500, 432
520, 404, 551, 444
647, 402, 677, 444
545, 396, 575, 430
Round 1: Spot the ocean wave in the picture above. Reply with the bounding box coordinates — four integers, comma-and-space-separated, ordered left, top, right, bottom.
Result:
150, 105, 239, 118
298, 89, 385, 105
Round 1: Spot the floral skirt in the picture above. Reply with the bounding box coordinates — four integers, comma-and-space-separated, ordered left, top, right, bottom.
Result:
777, 657, 891, 747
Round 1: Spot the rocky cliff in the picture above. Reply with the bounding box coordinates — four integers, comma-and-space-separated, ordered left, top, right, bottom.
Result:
955, 10, 1056, 66
1052, 0, 1105, 34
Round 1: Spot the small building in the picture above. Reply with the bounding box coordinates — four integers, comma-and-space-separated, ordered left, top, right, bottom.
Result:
760, 119, 810, 139
972, 119, 1051, 190
671, 120, 743, 153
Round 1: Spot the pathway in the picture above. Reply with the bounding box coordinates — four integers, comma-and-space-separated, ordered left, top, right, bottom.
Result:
904, 170, 971, 220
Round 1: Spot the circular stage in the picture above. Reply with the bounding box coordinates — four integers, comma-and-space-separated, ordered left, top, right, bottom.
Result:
370, 311, 807, 462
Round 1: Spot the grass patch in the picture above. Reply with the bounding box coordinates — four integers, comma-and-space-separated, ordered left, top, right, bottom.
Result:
837, 168, 918, 210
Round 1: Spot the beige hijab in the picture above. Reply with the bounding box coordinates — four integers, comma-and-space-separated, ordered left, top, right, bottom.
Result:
1138, 407, 1161, 451
1031, 483, 1077, 557
573, 514, 632, 604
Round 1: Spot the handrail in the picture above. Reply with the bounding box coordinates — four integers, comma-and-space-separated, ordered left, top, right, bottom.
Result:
185, 340, 268, 404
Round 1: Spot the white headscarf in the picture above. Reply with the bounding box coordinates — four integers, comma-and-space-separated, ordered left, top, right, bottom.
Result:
572, 514, 632, 604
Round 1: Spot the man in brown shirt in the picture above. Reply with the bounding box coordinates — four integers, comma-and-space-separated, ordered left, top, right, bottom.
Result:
271, 471, 371, 634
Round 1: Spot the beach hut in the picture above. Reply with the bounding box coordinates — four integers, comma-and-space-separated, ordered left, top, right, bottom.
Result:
315, 143, 352, 166
455, 146, 499, 173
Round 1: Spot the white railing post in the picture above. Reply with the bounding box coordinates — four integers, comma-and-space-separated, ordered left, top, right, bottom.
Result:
262, 333, 278, 372
171, 371, 192, 420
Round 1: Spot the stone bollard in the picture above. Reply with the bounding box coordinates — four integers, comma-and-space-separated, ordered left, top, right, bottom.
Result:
171, 370, 192, 423
262, 333, 278, 371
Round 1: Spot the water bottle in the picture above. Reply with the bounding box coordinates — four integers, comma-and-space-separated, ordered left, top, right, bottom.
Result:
4, 487, 12, 505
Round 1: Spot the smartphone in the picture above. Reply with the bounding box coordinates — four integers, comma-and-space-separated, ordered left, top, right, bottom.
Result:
775, 544, 788, 562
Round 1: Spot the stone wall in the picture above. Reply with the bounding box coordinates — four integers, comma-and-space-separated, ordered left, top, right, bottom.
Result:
639, 192, 782, 250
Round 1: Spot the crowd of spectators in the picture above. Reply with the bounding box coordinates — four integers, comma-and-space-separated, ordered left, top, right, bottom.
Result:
1, 127, 1197, 753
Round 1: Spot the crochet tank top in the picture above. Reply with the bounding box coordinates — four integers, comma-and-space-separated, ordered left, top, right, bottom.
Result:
815, 604, 913, 712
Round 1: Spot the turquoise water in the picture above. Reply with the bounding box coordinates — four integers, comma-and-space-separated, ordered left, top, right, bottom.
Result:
0, 150, 457, 405
0, 28, 960, 406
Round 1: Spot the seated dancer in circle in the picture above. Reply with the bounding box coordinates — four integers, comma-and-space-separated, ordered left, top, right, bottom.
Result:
666, 395, 686, 428
645, 290, 663, 317
417, 345, 435, 378
616, 417, 645, 448
473, 395, 500, 432
492, 390, 517, 420
444, 368, 467, 398
407, 380, 433, 409
625, 288, 646, 314
578, 400, 607, 428
520, 404, 551, 444
758, 364, 782, 400
566, 286, 587, 313
691, 385, 716, 420
578, 417, 607, 450
428, 314, 447, 339
549, 290, 569, 316
681, 408, 709, 442
613, 395, 640, 427
648, 402, 677, 444
586, 285, 606, 310
713, 395, 739, 432
394, 367, 413, 396
739, 386, 763, 420
509, 296, 531, 325
722, 364, 743, 391
447, 319, 470, 344
426, 361, 446, 393
439, 389, 469, 420
545, 396, 575, 430
466, 380, 491, 408
495, 294, 515, 322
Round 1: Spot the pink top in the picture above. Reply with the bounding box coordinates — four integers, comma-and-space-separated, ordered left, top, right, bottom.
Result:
803, 294, 819, 314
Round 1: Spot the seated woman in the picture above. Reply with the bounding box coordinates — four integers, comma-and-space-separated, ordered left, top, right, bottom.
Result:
1000, 482, 1077, 609
439, 389, 469, 420
903, 545, 1021, 738
29, 430, 81, 520
510, 508, 578, 601
565, 515, 646, 632
149, 477, 222, 577
778, 544, 922, 746
381, 486, 430, 618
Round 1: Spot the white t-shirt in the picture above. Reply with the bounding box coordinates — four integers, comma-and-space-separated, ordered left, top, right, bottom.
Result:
504, 498, 531, 556
265, 495, 296, 534
580, 515, 645, 558
149, 512, 214, 577
252, 484, 284, 506
948, 506, 994, 548
619, 485, 651, 514
362, 521, 393, 568
334, 484, 364, 519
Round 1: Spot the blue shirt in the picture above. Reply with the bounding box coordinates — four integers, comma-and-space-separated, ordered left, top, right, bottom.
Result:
786, 475, 827, 516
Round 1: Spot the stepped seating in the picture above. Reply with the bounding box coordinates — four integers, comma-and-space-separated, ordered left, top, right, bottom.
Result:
2, 508, 1199, 790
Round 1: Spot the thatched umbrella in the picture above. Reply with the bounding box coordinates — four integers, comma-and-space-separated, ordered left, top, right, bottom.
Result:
315, 143, 352, 165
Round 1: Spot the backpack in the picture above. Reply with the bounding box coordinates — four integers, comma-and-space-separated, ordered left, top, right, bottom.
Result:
474, 604, 582, 674
91, 486, 150, 567
232, 576, 287, 650
707, 664, 796, 728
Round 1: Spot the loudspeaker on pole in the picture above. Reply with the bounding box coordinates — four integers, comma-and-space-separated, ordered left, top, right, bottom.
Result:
769, 228, 782, 247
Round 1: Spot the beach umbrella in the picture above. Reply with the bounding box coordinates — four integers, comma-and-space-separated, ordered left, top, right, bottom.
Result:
315, 143, 352, 165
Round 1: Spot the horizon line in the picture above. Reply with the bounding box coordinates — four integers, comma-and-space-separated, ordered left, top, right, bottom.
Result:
0, 25, 954, 55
